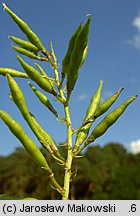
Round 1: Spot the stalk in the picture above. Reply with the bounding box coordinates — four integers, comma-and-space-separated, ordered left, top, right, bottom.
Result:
62, 103, 73, 200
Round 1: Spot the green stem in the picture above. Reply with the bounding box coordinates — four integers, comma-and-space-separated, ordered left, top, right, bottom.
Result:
62, 104, 73, 200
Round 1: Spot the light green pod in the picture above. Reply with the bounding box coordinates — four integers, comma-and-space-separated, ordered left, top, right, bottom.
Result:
86, 95, 137, 145
3, 3, 45, 51
12, 46, 40, 60
17, 55, 56, 95
0, 109, 50, 170
62, 23, 82, 79
74, 80, 103, 151
6, 74, 29, 117
9, 36, 39, 52
34, 63, 47, 77
67, 17, 91, 93
94, 87, 124, 118
28, 82, 58, 117
7, 75, 58, 155
0, 68, 28, 78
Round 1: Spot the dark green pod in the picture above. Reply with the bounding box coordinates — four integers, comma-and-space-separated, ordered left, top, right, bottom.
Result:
67, 17, 91, 93
62, 23, 82, 79
0, 68, 28, 78
12, 46, 40, 60
86, 95, 137, 145
17, 55, 56, 95
0, 109, 50, 170
3, 3, 45, 51
28, 82, 58, 117
94, 87, 124, 118
9, 36, 39, 52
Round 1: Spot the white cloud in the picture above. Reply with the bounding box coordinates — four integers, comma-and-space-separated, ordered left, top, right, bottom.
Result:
130, 139, 140, 154
78, 93, 88, 101
127, 11, 140, 49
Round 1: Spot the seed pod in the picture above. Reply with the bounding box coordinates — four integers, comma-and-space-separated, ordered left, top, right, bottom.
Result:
6, 74, 29, 118
67, 17, 91, 93
0, 68, 28, 78
62, 23, 82, 79
3, 3, 45, 51
17, 55, 56, 95
74, 80, 103, 151
0, 109, 50, 170
9, 36, 39, 52
86, 95, 137, 145
34, 63, 48, 77
94, 87, 124, 118
12, 46, 40, 60
28, 82, 58, 117
7, 74, 58, 155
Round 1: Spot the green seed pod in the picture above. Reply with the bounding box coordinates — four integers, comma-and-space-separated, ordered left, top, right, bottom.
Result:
28, 82, 58, 117
0, 68, 28, 78
16, 55, 56, 95
12, 46, 40, 60
94, 87, 124, 118
7, 74, 58, 155
67, 17, 91, 93
62, 23, 82, 79
79, 45, 88, 68
9, 36, 39, 52
86, 95, 137, 145
34, 63, 48, 77
74, 80, 103, 151
3, 3, 45, 51
6, 74, 29, 118
0, 109, 50, 170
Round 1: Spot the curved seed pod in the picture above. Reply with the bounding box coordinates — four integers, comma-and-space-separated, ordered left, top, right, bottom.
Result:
74, 80, 103, 151
86, 95, 137, 145
3, 3, 45, 51
0, 109, 50, 170
16, 55, 56, 95
34, 63, 47, 77
9, 36, 39, 52
12, 46, 40, 60
6, 74, 62, 160
6, 74, 29, 117
94, 87, 124, 118
67, 17, 91, 94
0, 68, 28, 78
62, 23, 82, 79
28, 82, 58, 117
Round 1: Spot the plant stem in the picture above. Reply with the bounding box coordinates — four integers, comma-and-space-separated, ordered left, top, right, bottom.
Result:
62, 103, 73, 200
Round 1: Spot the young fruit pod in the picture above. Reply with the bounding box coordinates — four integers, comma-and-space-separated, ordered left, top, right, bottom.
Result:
12, 46, 40, 60
85, 95, 137, 146
34, 63, 48, 77
94, 87, 124, 119
67, 17, 91, 94
3, 3, 45, 51
7, 75, 62, 160
16, 55, 56, 95
73, 80, 103, 152
9, 36, 39, 52
0, 109, 50, 170
28, 82, 58, 117
62, 23, 82, 79
6, 74, 29, 118
0, 68, 28, 78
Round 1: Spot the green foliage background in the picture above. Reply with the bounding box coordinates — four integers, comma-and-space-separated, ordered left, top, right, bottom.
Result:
0, 142, 140, 200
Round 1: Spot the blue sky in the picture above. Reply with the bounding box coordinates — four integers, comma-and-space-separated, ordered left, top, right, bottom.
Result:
0, 0, 140, 156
